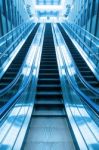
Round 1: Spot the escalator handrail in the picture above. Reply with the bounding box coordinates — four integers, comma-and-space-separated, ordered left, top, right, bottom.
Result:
0, 24, 36, 96
63, 23, 99, 65
60, 24, 99, 95
67, 22, 99, 44
0, 21, 33, 62
64, 63, 99, 115
0, 24, 44, 119
53, 24, 99, 115
0, 20, 31, 46
0, 21, 33, 77
74, 61, 99, 95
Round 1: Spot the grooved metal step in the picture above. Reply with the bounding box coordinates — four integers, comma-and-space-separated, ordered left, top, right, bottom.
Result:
35, 100, 63, 105
37, 85, 61, 92
39, 70, 58, 74
39, 74, 59, 79
38, 79, 60, 85
36, 92, 63, 99
33, 108, 66, 116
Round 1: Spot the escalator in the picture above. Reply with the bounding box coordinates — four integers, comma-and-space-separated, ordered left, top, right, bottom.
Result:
58, 24, 99, 106
58, 24, 99, 89
0, 24, 39, 90
23, 24, 75, 150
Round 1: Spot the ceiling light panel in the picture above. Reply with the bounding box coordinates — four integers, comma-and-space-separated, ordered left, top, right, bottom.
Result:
36, 0, 61, 5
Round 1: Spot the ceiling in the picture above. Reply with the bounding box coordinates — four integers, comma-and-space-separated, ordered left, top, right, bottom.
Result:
25, 0, 73, 21
36, 0, 61, 5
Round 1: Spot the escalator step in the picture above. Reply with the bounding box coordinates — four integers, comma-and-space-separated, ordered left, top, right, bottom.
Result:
38, 79, 60, 85
36, 92, 62, 99
41, 58, 56, 61
3, 72, 17, 77
40, 65, 58, 69
89, 81, 99, 87
39, 69, 58, 73
42, 53, 56, 55
7, 68, 19, 71
35, 103, 64, 108
37, 85, 61, 92
77, 65, 89, 68
90, 96, 99, 103
0, 77, 14, 81
84, 76, 96, 81
41, 55, 56, 58
39, 74, 59, 79
41, 61, 57, 64
36, 98, 63, 102
80, 71, 93, 76
35, 100, 63, 105
33, 106, 65, 116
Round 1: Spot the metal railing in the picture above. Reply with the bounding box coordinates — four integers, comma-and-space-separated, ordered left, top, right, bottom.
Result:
0, 20, 33, 67
66, 22, 99, 53
62, 22, 99, 68
0, 24, 36, 97
0, 21, 32, 53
